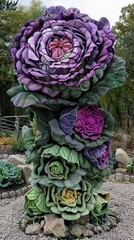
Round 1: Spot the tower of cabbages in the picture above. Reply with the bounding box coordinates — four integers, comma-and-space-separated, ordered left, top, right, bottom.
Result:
8, 6, 126, 227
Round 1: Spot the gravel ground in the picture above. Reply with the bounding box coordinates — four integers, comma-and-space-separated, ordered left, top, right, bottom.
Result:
0, 181, 134, 240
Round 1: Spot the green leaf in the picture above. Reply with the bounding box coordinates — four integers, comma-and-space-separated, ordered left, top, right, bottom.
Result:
64, 173, 81, 188
23, 128, 35, 151
7, 85, 24, 96
70, 87, 82, 98
42, 144, 60, 157
25, 148, 41, 164
79, 56, 126, 104
32, 110, 50, 144
49, 119, 66, 145
9, 89, 77, 108
26, 188, 41, 200
80, 80, 90, 91
59, 146, 71, 161
36, 193, 50, 212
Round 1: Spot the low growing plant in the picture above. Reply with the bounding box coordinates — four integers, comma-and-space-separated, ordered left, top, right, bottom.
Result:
0, 160, 24, 187
127, 158, 134, 173
11, 138, 26, 152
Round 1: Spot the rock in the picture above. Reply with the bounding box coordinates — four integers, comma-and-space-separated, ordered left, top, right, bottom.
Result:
25, 222, 41, 235
85, 223, 94, 230
83, 229, 94, 237
73, 214, 90, 226
118, 163, 126, 168
109, 214, 120, 224
108, 174, 115, 181
109, 208, 120, 218
9, 191, 16, 198
2, 192, 9, 199
17, 164, 32, 185
102, 225, 111, 231
3, 154, 9, 159
123, 174, 130, 181
40, 220, 45, 229
27, 185, 32, 191
105, 220, 112, 227
44, 215, 68, 238
7, 154, 26, 166
115, 148, 130, 168
21, 186, 29, 194
115, 172, 123, 182
16, 189, 22, 197
115, 168, 127, 173
21, 218, 28, 231
44, 214, 58, 226
22, 125, 29, 138
71, 224, 86, 238
130, 175, 134, 183
93, 226, 103, 234
109, 217, 117, 228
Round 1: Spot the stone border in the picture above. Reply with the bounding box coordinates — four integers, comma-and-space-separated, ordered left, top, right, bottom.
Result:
0, 185, 31, 200
107, 172, 134, 183
0, 153, 25, 160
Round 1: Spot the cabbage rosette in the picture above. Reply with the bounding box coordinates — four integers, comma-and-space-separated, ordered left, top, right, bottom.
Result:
24, 188, 50, 216
49, 104, 114, 149
8, 6, 126, 108
30, 144, 87, 188
45, 178, 95, 220
0, 160, 23, 187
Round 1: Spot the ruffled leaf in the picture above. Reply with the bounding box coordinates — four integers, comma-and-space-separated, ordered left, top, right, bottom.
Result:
79, 56, 126, 105
23, 128, 35, 151
74, 109, 114, 148
8, 87, 77, 109
42, 145, 80, 165
59, 105, 78, 135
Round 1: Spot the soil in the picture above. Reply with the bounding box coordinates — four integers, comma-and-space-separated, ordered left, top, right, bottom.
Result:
0, 145, 23, 155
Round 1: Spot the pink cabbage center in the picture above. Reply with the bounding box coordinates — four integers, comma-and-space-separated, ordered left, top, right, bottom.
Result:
49, 38, 73, 59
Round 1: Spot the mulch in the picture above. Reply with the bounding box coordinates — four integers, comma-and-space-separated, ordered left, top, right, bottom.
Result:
0, 145, 23, 155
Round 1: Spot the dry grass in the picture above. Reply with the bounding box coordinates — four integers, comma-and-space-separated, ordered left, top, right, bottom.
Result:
111, 130, 134, 157
0, 137, 15, 147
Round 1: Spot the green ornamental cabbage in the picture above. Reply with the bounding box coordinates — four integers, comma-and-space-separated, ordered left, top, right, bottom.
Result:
24, 188, 50, 215
30, 146, 87, 188
90, 189, 110, 225
46, 178, 95, 220
0, 160, 23, 187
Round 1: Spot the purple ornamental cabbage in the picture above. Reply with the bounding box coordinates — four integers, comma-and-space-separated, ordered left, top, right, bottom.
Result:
83, 141, 111, 169
74, 105, 104, 140
60, 104, 105, 141
11, 6, 115, 97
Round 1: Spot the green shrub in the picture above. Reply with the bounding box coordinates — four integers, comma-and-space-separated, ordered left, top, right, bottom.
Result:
110, 151, 118, 170
0, 160, 24, 187
127, 158, 134, 173
11, 138, 26, 152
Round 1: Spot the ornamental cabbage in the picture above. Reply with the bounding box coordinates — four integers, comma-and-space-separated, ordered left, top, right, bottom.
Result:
11, 6, 115, 98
